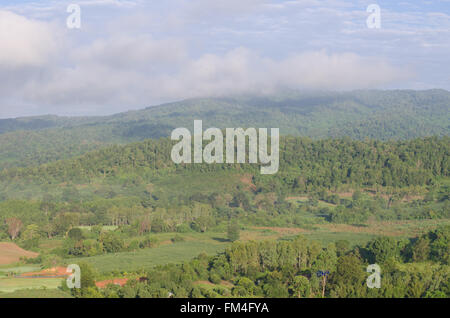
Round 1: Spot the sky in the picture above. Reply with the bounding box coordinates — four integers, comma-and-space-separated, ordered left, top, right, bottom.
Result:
0, 0, 449, 118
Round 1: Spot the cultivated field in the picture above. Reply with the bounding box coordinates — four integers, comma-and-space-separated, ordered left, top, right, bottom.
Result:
0, 243, 38, 265
0, 217, 448, 297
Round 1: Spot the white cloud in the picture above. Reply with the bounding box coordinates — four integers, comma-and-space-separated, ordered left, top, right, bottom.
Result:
159, 49, 411, 98
71, 35, 187, 71
0, 10, 57, 68
0, 2, 444, 117
187, 0, 267, 17
17, 41, 410, 115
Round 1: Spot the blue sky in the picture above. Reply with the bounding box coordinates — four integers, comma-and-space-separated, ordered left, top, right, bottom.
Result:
0, 0, 449, 117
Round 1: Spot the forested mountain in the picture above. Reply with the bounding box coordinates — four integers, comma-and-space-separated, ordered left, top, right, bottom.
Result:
1, 135, 448, 201
1, 135, 448, 237
0, 89, 449, 170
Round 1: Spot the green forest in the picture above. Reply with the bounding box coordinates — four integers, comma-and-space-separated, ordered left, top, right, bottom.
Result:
0, 91, 449, 299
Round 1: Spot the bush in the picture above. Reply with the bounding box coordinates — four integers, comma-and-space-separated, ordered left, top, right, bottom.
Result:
171, 235, 185, 243
176, 224, 192, 233
20, 238, 40, 250
140, 236, 158, 249
127, 239, 140, 251
68, 228, 84, 241
209, 273, 222, 284
99, 232, 124, 253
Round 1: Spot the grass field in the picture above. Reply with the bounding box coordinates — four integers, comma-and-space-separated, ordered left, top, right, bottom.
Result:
154, 171, 244, 198
0, 288, 72, 298
302, 232, 377, 246
317, 219, 450, 238
66, 240, 228, 273
0, 242, 39, 265
1, 217, 447, 296
0, 266, 41, 277
78, 225, 118, 231
64, 218, 450, 273
0, 277, 63, 293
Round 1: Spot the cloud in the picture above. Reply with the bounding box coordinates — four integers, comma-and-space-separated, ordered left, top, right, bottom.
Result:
159, 48, 411, 98
17, 39, 410, 116
0, 10, 57, 68
71, 35, 187, 71
76, 0, 140, 7
187, 0, 267, 17
0, 2, 442, 118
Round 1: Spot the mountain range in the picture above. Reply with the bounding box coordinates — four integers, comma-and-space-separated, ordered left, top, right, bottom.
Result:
0, 89, 449, 170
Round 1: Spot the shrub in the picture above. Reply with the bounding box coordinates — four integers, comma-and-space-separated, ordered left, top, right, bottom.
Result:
171, 235, 185, 243
209, 273, 222, 284
139, 236, 158, 249
176, 224, 192, 233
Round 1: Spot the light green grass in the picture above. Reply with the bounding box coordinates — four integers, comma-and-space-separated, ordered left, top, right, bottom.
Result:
154, 171, 241, 197
0, 288, 72, 298
0, 266, 41, 277
66, 240, 228, 273
78, 225, 118, 231
0, 277, 63, 293
302, 232, 377, 247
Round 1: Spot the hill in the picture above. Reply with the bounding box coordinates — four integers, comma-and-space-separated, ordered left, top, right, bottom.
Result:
1, 135, 448, 202
0, 89, 449, 170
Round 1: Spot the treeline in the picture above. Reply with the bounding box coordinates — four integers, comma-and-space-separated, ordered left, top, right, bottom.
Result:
1, 136, 448, 190
1, 183, 448, 247
70, 226, 450, 298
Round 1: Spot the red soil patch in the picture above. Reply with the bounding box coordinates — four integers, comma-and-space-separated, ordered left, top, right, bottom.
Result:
96, 278, 129, 288
335, 191, 354, 198
285, 196, 308, 201
335, 190, 423, 202
240, 174, 257, 192
0, 242, 39, 265
193, 280, 215, 286
221, 280, 234, 288
20, 266, 69, 278
253, 226, 308, 235
401, 195, 424, 202
159, 240, 173, 246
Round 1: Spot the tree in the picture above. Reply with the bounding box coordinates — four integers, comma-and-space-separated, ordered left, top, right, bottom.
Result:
335, 240, 350, 257
21, 224, 40, 249
291, 275, 310, 298
62, 186, 81, 203
312, 244, 337, 297
329, 254, 366, 298
6, 217, 22, 240
52, 213, 79, 236
99, 232, 124, 253
352, 190, 363, 202
227, 219, 240, 242
72, 263, 98, 298
412, 237, 430, 262
366, 236, 399, 263
68, 228, 84, 241
138, 215, 151, 235
21, 224, 40, 241
232, 277, 257, 296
